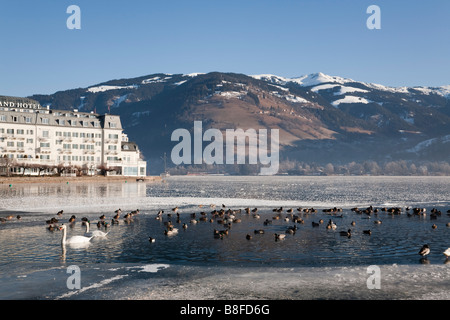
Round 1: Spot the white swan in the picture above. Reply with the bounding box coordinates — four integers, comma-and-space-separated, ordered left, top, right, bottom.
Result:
59, 224, 93, 245
84, 221, 109, 237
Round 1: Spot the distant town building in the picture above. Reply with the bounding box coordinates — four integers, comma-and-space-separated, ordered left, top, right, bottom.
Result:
0, 96, 146, 177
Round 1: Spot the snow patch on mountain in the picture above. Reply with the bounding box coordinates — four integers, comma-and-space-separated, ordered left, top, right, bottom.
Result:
87, 85, 138, 93
334, 86, 369, 95
142, 76, 172, 84
332, 96, 371, 108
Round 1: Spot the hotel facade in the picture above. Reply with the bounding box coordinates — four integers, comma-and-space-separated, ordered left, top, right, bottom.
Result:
0, 96, 147, 177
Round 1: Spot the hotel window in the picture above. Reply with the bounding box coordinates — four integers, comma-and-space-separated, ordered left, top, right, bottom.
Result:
40, 142, 50, 148
72, 132, 78, 138
109, 122, 117, 128
17, 142, 24, 148
41, 118, 49, 124
83, 121, 88, 127
26, 139, 33, 144
7, 141, 14, 147
42, 131, 49, 138
27, 129, 33, 135
56, 131, 62, 136
59, 120, 66, 125
0, 115, 6, 122
108, 134, 119, 139
25, 117, 32, 123
108, 145, 117, 150
94, 122, 99, 127
63, 144, 71, 150
72, 144, 78, 149
71, 120, 77, 126
7, 129, 14, 134
63, 132, 71, 137
17, 129, 24, 134
40, 155, 50, 160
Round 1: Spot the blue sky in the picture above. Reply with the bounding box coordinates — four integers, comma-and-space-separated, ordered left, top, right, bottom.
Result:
1, 0, 449, 97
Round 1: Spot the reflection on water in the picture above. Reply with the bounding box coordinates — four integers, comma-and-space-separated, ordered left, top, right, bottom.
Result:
0, 182, 147, 214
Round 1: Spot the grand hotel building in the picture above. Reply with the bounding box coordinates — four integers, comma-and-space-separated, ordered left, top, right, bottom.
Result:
0, 96, 147, 177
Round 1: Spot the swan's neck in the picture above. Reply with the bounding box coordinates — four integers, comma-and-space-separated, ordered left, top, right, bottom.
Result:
85, 222, 90, 233
61, 227, 67, 245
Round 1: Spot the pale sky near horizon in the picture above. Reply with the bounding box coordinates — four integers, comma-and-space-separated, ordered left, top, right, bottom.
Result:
1, 0, 449, 97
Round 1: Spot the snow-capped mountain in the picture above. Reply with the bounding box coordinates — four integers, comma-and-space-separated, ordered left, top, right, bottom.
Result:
28, 71, 450, 173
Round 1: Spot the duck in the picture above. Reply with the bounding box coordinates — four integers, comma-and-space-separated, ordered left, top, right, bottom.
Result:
285, 226, 297, 234
374, 220, 382, 224
254, 229, 265, 234
182, 223, 188, 229
418, 244, 430, 257
363, 230, 372, 235
274, 233, 286, 241
57, 210, 64, 216
164, 227, 178, 236
339, 229, 352, 237
432, 224, 437, 229
46, 217, 59, 225
246, 234, 252, 240
148, 237, 156, 243
312, 221, 320, 227
68, 215, 76, 223
443, 248, 450, 258
326, 220, 337, 230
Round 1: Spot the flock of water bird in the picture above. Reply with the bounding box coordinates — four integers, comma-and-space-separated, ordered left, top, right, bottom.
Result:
1, 203, 448, 262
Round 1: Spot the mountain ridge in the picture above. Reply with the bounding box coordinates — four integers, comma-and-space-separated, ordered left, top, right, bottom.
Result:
25, 71, 450, 174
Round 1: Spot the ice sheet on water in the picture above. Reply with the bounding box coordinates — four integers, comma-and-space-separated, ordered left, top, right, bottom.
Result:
120, 264, 450, 300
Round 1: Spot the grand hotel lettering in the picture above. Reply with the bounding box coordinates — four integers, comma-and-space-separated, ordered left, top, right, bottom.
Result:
0, 100, 42, 109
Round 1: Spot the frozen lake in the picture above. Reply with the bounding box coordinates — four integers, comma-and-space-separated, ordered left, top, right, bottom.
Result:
0, 176, 449, 299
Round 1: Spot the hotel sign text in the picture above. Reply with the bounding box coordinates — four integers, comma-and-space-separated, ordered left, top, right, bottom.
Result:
0, 100, 42, 109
